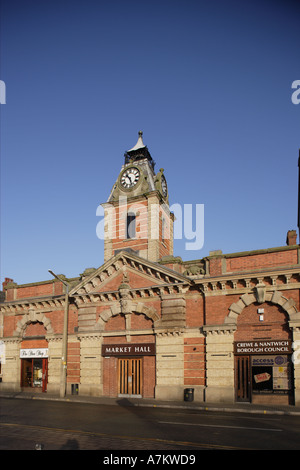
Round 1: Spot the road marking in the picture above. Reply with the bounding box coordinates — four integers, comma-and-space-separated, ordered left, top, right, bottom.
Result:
158, 421, 282, 432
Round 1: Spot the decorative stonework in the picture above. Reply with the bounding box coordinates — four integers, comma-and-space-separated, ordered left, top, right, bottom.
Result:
13, 310, 54, 337
96, 302, 160, 331
225, 290, 300, 325
198, 267, 300, 296
156, 329, 184, 337
0, 297, 66, 314
70, 251, 190, 300
203, 325, 236, 336
255, 280, 266, 303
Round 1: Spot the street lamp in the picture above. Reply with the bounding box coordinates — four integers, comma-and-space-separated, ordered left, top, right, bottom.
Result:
48, 270, 70, 398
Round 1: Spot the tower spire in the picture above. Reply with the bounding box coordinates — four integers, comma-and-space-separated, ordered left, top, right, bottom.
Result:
128, 131, 145, 152
124, 131, 154, 169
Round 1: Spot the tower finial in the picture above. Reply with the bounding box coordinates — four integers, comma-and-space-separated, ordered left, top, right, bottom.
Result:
127, 131, 145, 152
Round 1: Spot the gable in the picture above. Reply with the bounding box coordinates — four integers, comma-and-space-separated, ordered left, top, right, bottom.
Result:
70, 251, 190, 298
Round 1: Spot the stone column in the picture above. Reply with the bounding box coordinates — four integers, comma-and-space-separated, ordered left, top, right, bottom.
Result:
203, 324, 236, 403
79, 334, 102, 397
160, 294, 186, 329
0, 338, 21, 392
147, 194, 160, 262
155, 331, 184, 400
102, 203, 114, 263
47, 337, 63, 394
291, 325, 300, 406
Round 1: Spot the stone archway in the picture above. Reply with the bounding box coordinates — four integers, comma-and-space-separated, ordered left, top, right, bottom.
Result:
204, 288, 300, 404
223, 288, 300, 406
96, 301, 160, 330
13, 310, 54, 337
225, 289, 300, 325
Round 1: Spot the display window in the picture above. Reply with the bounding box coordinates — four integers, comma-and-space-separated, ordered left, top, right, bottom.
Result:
251, 355, 292, 395
21, 358, 48, 392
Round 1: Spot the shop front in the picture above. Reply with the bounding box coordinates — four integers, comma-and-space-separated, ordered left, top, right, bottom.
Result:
234, 340, 293, 405
20, 348, 48, 392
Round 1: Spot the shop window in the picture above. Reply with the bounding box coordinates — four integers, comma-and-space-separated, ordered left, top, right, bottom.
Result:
252, 366, 273, 393
251, 355, 292, 395
21, 358, 48, 391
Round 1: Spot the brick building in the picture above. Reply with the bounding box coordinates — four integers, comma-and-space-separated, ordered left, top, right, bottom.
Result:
1, 133, 300, 406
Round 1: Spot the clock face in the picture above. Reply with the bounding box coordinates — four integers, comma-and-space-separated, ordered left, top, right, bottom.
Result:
120, 167, 140, 189
161, 174, 168, 197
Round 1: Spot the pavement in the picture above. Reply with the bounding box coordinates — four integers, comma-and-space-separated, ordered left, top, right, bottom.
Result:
1, 390, 300, 416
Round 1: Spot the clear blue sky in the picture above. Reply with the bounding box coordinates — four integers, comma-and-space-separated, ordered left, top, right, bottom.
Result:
0, 0, 300, 286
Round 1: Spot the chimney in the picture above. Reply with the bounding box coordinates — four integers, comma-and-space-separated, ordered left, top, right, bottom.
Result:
2, 277, 13, 289
286, 230, 297, 246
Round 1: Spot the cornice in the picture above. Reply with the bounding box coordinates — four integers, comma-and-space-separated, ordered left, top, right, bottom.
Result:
203, 324, 237, 335
195, 266, 300, 296
0, 294, 66, 314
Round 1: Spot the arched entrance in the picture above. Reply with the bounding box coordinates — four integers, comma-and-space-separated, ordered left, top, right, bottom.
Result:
98, 303, 158, 398
17, 311, 52, 393
227, 291, 297, 405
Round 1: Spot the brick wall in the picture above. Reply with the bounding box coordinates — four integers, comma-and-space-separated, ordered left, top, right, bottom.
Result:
4, 280, 64, 301
103, 357, 118, 396
226, 249, 298, 272
143, 356, 156, 398
21, 338, 48, 349
205, 294, 241, 326
184, 337, 205, 386
235, 302, 292, 342
185, 295, 204, 327
67, 342, 80, 384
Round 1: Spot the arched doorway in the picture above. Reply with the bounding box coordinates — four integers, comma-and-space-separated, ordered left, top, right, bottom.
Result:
99, 305, 157, 398
228, 292, 295, 405
20, 318, 49, 392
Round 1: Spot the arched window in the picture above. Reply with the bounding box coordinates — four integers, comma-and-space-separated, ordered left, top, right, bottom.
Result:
126, 212, 136, 239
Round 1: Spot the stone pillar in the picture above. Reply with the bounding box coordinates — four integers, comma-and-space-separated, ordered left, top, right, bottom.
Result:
102, 203, 114, 262
47, 337, 62, 394
79, 334, 102, 397
160, 295, 186, 329
147, 194, 160, 262
155, 331, 184, 400
78, 306, 97, 332
0, 338, 21, 392
203, 325, 236, 403
291, 325, 300, 406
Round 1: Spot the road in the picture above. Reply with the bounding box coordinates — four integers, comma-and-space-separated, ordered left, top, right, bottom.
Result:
1, 397, 300, 452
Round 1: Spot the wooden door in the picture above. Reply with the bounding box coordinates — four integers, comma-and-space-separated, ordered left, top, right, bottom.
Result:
235, 356, 250, 401
118, 358, 142, 396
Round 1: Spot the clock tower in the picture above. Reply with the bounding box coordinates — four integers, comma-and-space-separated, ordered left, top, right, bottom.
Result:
102, 131, 174, 262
